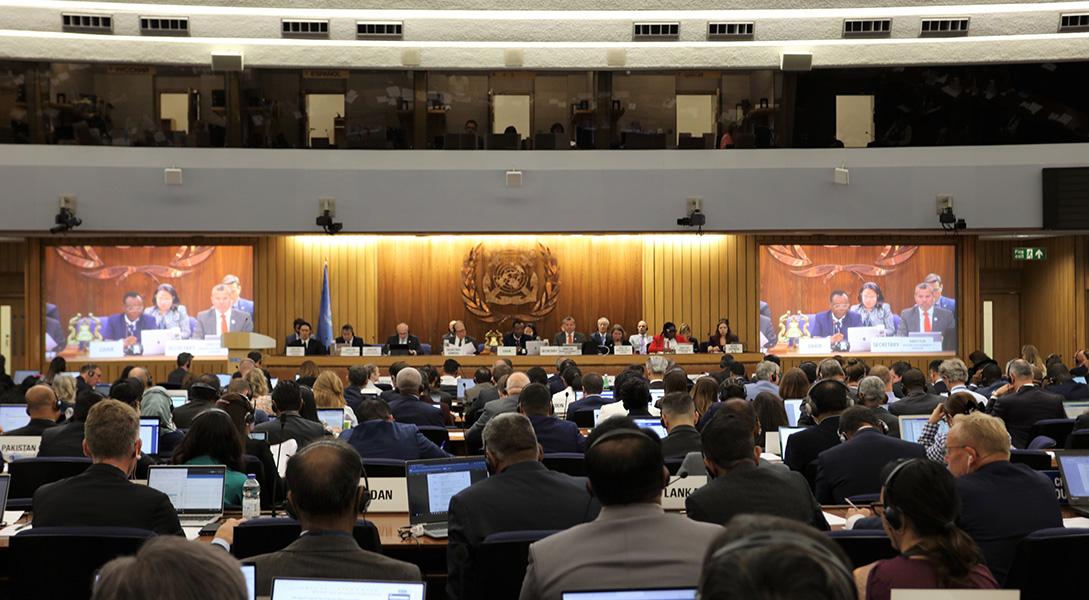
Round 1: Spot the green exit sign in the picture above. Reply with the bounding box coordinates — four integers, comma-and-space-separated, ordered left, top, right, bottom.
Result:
1013, 247, 1047, 260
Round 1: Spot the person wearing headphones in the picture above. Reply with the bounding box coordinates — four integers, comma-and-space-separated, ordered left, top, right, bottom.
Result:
783, 380, 850, 474
744, 361, 780, 401
853, 459, 998, 598
171, 407, 247, 505
2, 384, 61, 436
813, 406, 926, 504
171, 373, 223, 429
252, 380, 327, 446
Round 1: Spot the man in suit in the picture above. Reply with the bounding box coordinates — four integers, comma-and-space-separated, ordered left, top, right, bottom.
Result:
565, 372, 615, 421
384, 322, 422, 355
645, 355, 670, 389
101, 291, 158, 350
447, 413, 599, 600
238, 439, 422, 596
284, 318, 305, 348
552, 316, 585, 346
464, 367, 494, 407
465, 362, 510, 425
444, 320, 479, 355
192, 284, 254, 340
221, 274, 254, 316
33, 399, 182, 535
466, 372, 529, 449
809, 289, 863, 352
1071, 349, 1088, 378
888, 368, 944, 416
286, 322, 326, 356
502, 319, 531, 351
39, 387, 106, 457
925, 272, 955, 312
343, 365, 373, 411
519, 383, 585, 453
75, 362, 102, 393
759, 313, 779, 348
857, 375, 900, 438
165, 352, 192, 387
171, 375, 221, 429
659, 392, 701, 459
387, 367, 445, 428
2, 384, 61, 436
589, 317, 611, 346
941, 358, 988, 403
252, 380, 327, 445
687, 413, 828, 529
928, 359, 949, 395
990, 359, 1066, 448
333, 324, 365, 351
784, 380, 847, 474
519, 418, 721, 600
895, 282, 956, 351
629, 320, 651, 354
1044, 363, 1089, 401
340, 399, 450, 460
744, 361, 780, 401
814, 406, 926, 504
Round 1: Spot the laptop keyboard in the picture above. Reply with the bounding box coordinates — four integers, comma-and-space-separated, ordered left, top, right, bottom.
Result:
421, 523, 448, 538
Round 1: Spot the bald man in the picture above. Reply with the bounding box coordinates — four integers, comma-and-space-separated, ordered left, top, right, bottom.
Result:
384, 323, 421, 356
2, 385, 62, 436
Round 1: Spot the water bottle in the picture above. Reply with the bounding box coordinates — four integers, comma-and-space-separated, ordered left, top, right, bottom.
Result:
242, 474, 260, 519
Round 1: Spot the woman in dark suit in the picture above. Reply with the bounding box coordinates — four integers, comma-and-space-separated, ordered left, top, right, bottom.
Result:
707, 319, 739, 353
522, 323, 540, 342
606, 324, 632, 354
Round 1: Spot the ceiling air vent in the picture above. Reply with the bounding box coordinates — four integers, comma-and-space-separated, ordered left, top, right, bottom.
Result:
707, 22, 754, 41
920, 18, 970, 37
62, 13, 113, 34
357, 21, 403, 39
1059, 14, 1089, 33
633, 22, 680, 41
282, 19, 329, 38
140, 17, 189, 36
843, 19, 892, 38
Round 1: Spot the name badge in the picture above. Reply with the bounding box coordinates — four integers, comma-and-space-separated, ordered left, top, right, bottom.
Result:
339, 346, 361, 357
497, 346, 517, 356
661, 475, 707, 510
365, 477, 408, 512
285, 346, 305, 357
361, 347, 382, 356
613, 345, 633, 356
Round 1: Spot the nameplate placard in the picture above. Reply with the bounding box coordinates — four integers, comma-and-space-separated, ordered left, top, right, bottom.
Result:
0, 436, 41, 462
613, 345, 633, 356
89, 340, 124, 359
285, 347, 305, 357
675, 345, 694, 355
365, 477, 408, 512
540, 346, 564, 356
798, 337, 831, 355
165, 339, 229, 358
662, 475, 707, 510
561, 344, 582, 354
869, 336, 943, 353
361, 346, 382, 356
721, 343, 744, 353
497, 346, 517, 357
1044, 470, 1068, 505
339, 346, 361, 357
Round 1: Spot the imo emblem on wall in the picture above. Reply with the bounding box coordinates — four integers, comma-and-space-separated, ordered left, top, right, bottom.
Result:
461, 242, 560, 324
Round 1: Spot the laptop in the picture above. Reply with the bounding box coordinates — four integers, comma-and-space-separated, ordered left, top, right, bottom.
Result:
215, 374, 232, 388
649, 389, 666, 403
388, 341, 414, 357
632, 417, 667, 439
0, 405, 30, 433
270, 377, 279, 388
1064, 401, 1089, 419
95, 383, 112, 396
140, 327, 180, 356
562, 589, 696, 600
166, 388, 188, 409
240, 565, 256, 600
146, 464, 226, 527
0, 474, 9, 523
271, 578, 424, 600
779, 426, 805, 457
899, 415, 949, 444
139, 418, 160, 456
316, 409, 344, 428
406, 456, 489, 538
456, 378, 475, 399
847, 326, 883, 352
526, 340, 546, 356
784, 399, 804, 427
1056, 450, 1089, 518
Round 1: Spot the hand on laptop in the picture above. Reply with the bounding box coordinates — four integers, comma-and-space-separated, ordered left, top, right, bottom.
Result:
214, 518, 245, 546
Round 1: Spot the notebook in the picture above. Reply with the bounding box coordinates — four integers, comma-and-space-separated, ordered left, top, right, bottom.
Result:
146, 465, 226, 526
562, 589, 696, 600
271, 578, 424, 600
166, 389, 188, 409
406, 457, 489, 538
847, 326, 884, 352
0, 405, 31, 433
1064, 401, 1089, 419
784, 399, 804, 427
1055, 450, 1089, 518
779, 426, 805, 457
316, 409, 344, 428
632, 417, 667, 439
139, 418, 160, 456
898, 415, 949, 444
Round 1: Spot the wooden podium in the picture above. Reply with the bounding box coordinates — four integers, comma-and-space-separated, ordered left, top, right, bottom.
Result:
221, 332, 277, 361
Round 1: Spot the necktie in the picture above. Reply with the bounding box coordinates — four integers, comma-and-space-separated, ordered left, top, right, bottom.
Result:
221, 313, 229, 334
834, 320, 842, 335
923, 311, 931, 332
127, 323, 135, 338
641, 335, 646, 353
568, 333, 573, 344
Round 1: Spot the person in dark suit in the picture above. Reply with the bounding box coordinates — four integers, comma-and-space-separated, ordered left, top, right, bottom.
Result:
446, 412, 599, 600
888, 368, 944, 416
285, 322, 327, 356
284, 318, 306, 348
252, 380, 327, 446
686, 413, 828, 529
814, 407, 926, 504
340, 399, 450, 460
386, 367, 444, 428
895, 282, 957, 351
783, 380, 848, 474
384, 322, 422, 355
518, 383, 585, 453
552, 316, 586, 346
809, 289, 864, 352
659, 392, 701, 459
565, 372, 615, 421
464, 366, 496, 408
857, 375, 900, 438
192, 284, 255, 340
927, 359, 949, 395
165, 352, 192, 387
171, 376, 222, 429
343, 365, 374, 411
605, 325, 633, 354
2, 384, 61, 437
589, 317, 612, 346
101, 291, 158, 350
39, 387, 107, 457
333, 323, 365, 350
925, 272, 956, 313
989, 359, 1066, 448
1071, 349, 1089, 378
501, 319, 532, 351
465, 373, 529, 449
233, 439, 422, 596
443, 320, 479, 355
1044, 363, 1089, 401
33, 399, 182, 535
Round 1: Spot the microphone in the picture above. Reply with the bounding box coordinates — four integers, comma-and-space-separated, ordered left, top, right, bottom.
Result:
665, 471, 689, 488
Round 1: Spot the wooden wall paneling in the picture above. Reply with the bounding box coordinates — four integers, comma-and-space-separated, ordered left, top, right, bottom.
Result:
1021, 237, 1078, 356
958, 236, 980, 358
1076, 238, 1088, 355
24, 239, 41, 370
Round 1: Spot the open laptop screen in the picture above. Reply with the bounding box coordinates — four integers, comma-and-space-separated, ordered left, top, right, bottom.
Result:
12, 370, 39, 384
562, 589, 697, 600
0, 473, 9, 513
1057, 452, 1089, 499
315, 409, 344, 429
139, 418, 160, 455
240, 565, 256, 600
457, 378, 474, 399
631, 418, 667, 439
779, 426, 805, 458
271, 578, 424, 600
147, 465, 225, 515
406, 457, 488, 525
166, 389, 188, 409
215, 374, 231, 388
0, 405, 30, 433
899, 416, 949, 444
783, 399, 803, 427
1064, 401, 1089, 419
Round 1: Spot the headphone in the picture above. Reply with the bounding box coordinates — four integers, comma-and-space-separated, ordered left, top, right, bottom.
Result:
189, 382, 221, 401
881, 458, 921, 531
190, 407, 234, 426
588, 426, 661, 452
837, 419, 889, 443
698, 531, 855, 600
217, 397, 255, 424
284, 439, 371, 519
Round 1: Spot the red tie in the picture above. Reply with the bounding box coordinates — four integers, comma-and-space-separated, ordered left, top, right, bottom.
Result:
923, 311, 931, 332
568, 333, 573, 344
221, 313, 229, 334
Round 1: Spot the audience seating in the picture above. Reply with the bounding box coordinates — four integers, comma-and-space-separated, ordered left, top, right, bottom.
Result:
7, 456, 93, 508
1027, 435, 1057, 450
1067, 430, 1089, 449
571, 411, 596, 428
664, 458, 684, 475
1028, 419, 1075, 448
1004, 527, 1089, 598
845, 493, 882, 505
10, 526, 156, 599
542, 453, 586, 477
418, 426, 451, 448
468, 530, 560, 600
420, 343, 432, 355
825, 529, 900, 569
231, 517, 381, 560
361, 458, 407, 478
1008, 449, 1052, 470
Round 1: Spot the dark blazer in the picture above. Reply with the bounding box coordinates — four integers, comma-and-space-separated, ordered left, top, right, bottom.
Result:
288, 337, 327, 356
548, 374, 566, 395
251, 411, 327, 446
888, 390, 943, 416
388, 395, 445, 428
991, 384, 1067, 448
809, 310, 864, 339
660, 425, 702, 459
686, 462, 828, 530
895, 305, 957, 350
101, 312, 158, 342
446, 461, 599, 600
501, 333, 533, 350
333, 336, 365, 349
247, 532, 422, 598
565, 395, 615, 421
527, 414, 586, 454
166, 367, 188, 386
171, 399, 214, 429
783, 416, 841, 473
340, 420, 450, 460
933, 380, 950, 395
589, 332, 610, 346
955, 461, 1063, 584
384, 334, 421, 355
37, 421, 87, 457
870, 406, 901, 438
814, 428, 927, 504
1046, 380, 1089, 402
33, 463, 182, 535
552, 331, 586, 346
2, 418, 58, 437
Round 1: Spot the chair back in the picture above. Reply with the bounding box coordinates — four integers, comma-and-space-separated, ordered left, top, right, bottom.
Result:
417, 426, 451, 447
1004, 527, 1089, 597
1028, 418, 1075, 448
571, 411, 596, 428
542, 453, 586, 477
1067, 429, 1089, 449
825, 529, 899, 569
8, 456, 93, 507
1008, 449, 1052, 470
664, 458, 685, 475
469, 530, 559, 600
1027, 435, 1056, 450
231, 517, 381, 559
10, 526, 156, 599
361, 458, 408, 478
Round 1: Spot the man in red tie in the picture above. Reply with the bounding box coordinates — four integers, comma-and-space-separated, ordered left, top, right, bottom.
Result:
894, 282, 956, 350
552, 316, 585, 346
192, 283, 254, 340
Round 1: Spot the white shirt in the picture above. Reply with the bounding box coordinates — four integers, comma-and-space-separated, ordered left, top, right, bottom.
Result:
630, 334, 649, 354
552, 387, 576, 417
215, 308, 233, 335
949, 384, 988, 404
918, 308, 932, 331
